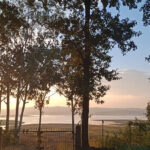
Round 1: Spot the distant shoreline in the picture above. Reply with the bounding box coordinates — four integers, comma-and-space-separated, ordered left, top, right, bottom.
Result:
0, 107, 146, 116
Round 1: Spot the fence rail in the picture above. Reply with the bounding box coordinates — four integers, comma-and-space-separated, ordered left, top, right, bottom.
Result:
0, 127, 74, 150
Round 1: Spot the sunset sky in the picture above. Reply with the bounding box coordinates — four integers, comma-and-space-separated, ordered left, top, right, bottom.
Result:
1, 2, 150, 110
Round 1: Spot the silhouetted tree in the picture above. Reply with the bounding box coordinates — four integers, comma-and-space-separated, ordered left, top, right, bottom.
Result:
43, 1, 140, 149
40, 1, 141, 149
0, 1, 142, 149
0, 54, 14, 132
0, 0, 28, 133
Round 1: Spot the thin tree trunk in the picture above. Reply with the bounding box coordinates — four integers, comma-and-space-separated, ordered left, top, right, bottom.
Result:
38, 108, 42, 133
82, 0, 91, 149
71, 96, 75, 139
18, 85, 28, 134
6, 83, 10, 132
0, 82, 2, 114
37, 107, 42, 149
0, 92, 1, 114
14, 80, 21, 136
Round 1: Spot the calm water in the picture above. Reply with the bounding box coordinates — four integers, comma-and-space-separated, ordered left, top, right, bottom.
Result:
0, 115, 147, 125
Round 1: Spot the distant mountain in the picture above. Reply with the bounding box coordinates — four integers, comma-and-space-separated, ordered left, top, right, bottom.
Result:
90, 107, 146, 116
0, 107, 146, 117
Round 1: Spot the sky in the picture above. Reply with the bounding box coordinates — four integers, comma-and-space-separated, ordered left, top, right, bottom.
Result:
100, 3, 150, 108
1, 2, 150, 110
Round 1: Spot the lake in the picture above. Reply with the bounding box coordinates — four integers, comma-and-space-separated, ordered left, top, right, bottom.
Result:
0, 114, 147, 125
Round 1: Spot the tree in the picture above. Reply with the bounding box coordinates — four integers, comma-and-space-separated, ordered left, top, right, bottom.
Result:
43, 1, 141, 149
34, 90, 49, 150
0, 53, 14, 132
0, 1, 141, 149
0, 0, 28, 133
31, 38, 61, 148
0, 1, 62, 138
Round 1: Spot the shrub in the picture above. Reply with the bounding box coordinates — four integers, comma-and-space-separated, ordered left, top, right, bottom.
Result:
105, 120, 150, 150
2, 131, 16, 147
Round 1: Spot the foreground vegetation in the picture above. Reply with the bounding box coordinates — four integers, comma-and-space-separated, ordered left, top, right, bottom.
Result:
1, 1, 149, 149
0, 0, 150, 149
2, 120, 150, 150
89, 120, 150, 150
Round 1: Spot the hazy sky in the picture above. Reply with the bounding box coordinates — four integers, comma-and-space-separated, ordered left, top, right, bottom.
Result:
1, 2, 150, 109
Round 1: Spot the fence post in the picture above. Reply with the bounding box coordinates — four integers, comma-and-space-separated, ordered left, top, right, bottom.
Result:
0, 127, 2, 150
75, 125, 81, 150
101, 120, 104, 148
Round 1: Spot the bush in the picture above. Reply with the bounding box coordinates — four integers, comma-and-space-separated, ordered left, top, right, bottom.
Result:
2, 131, 16, 147
105, 120, 150, 150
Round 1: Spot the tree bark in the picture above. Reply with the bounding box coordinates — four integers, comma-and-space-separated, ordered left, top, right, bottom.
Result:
82, 0, 91, 149
71, 95, 75, 140
6, 83, 10, 132
14, 80, 21, 136
37, 107, 42, 150
18, 85, 28, 135
82, 95, 89, 150
0, 81, 2, 114
38, 108, 42, 133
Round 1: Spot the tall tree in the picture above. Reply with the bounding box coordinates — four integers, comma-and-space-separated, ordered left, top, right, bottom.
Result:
0, 45, 17, 132
0, 0, 28, 132
0, 1, 142, 149
42, 1, 140, 149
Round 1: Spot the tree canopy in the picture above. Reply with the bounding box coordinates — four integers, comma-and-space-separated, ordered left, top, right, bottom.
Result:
36, 0, 141, 149
0, 0, 143, 149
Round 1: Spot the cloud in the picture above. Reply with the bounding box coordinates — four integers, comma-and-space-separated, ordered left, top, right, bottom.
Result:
92, 70, 150, 108
108, 69, 150, 96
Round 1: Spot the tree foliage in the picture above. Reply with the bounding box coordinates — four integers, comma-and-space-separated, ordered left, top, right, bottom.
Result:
141, 0, 150, 26
38, 0, 141, 149
0, 0, 142, 149
0, 0, 62, 136
141, 0, 150, 65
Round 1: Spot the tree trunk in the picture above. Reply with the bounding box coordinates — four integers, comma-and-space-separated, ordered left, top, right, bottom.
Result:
18, 85, 28, 135
6, 83, 10, 132
81, 94, 90, 150
0, 92, 1, 114
0, 82, 2, 114
14, 80, 21, 136
38, 108, 42, 133
82, 0, 91, 149
71, 96, 75, 140
37, 107, 42, 150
